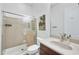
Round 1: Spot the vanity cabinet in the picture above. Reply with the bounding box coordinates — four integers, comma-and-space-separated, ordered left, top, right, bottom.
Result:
40, 43, 61, 55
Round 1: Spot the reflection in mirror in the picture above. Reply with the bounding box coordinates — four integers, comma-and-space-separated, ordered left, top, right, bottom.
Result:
64, 7, 79, 39
50, 4, 79, 44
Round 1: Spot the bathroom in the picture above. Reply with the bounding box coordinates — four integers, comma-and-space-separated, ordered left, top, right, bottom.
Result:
0, 3, 79, 55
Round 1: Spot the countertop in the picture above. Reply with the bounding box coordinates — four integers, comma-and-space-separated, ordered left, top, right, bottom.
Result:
37, 37, 79, 55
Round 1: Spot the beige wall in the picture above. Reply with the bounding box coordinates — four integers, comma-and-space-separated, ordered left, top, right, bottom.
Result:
3, 16, 26, 49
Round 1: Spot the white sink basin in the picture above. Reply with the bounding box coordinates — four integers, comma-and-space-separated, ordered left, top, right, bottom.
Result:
51, 41, 72, 50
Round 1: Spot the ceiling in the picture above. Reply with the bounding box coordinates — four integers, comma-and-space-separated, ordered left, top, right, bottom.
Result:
25, 3, 58, 7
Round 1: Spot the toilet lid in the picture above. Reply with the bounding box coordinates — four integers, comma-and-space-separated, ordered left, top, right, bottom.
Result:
27, 45, 40, 51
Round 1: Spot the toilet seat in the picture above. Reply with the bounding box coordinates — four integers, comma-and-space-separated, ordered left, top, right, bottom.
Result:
26, 44, 40, 55
27, 44, 40, 51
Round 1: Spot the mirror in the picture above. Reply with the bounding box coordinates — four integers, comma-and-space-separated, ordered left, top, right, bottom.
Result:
50, 4, 79, 40
64, 7, 79, 38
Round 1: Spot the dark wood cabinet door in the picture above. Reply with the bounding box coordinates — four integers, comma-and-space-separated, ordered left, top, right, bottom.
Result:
40, 43, 61, 55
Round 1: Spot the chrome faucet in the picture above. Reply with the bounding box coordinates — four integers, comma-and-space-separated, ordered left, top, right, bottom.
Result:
60, 33, 66, 42
60, 33, 71, 42
67, 34, 71, 42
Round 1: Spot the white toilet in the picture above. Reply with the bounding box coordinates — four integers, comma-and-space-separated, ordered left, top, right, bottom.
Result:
24, 31, 40, 55
26, 44, 40, 55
